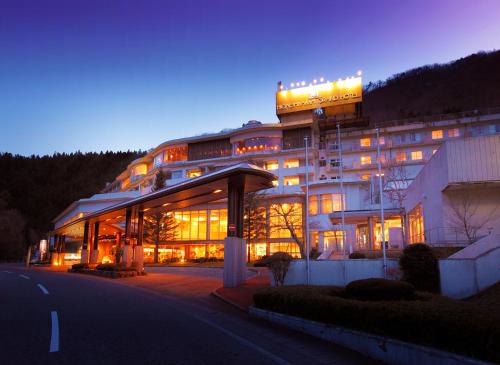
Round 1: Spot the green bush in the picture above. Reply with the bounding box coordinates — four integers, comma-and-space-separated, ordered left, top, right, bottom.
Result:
399, 243, 440, 292
345, 278, 415, 301
348, 252, 366, 259
71, 263, 89, 270
253, 286, 500, 363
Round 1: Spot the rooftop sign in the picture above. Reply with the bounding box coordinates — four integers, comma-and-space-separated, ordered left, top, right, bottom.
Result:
276, 75, 362, 115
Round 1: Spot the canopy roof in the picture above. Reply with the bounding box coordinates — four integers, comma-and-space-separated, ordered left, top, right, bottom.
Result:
55, 163, 276, 237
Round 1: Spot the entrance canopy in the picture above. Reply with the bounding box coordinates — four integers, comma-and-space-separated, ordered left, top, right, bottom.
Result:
54, 163, 276, 237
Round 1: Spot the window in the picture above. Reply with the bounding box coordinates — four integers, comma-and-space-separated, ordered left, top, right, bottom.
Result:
409, 133, 422, 143
282, 127, 311, 150
411, 151, 423, 160
164, 146, 188, 162
448, 128, 460, 138
360, 138, 371, 147
330, 159, 340, 168
379, 136, 385, 145
361, 173, 371, 180
283, 176, 299, 186
188, 138, 232, 161
265, 160, 279, 170
320, 194, 332, 214
173, 210, 207, 241
269, 203, 302, 239
309, 195, 318, 215
187, 169, 202, 178
324, 231, 344, 251
432, 130, 443, 140
377, 154, 386, 163
408, 204, 424, 244
171, 170, 183, 179
235, 137, 281, 154
332, 194, 343, 211
319, 159, 326, 167
209, 209, 228, 240
360, 155, 372, 165
283, 159, 299, 168
154, 153, 164, 167
395, 152, 407, 162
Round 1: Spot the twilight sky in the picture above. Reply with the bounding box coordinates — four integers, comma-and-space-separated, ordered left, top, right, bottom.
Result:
1, 0, 499, 156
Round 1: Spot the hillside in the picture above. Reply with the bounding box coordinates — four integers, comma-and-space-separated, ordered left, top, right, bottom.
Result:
0, 151, 141, 260
364, 50, 500, 123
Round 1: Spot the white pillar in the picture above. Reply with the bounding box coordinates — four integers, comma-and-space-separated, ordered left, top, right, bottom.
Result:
80, 249, 89, 264
90, 249, 99, 264
122, 245, 133, 266
134, 246, 144, 272
223, 237, 246, 288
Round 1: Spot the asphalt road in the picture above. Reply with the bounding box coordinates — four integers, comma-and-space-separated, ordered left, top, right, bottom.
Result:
0, 264, 380, 365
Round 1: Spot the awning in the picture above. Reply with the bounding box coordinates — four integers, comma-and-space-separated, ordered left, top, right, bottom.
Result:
54, 163, 276, 237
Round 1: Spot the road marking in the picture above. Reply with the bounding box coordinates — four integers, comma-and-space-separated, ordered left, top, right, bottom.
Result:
50, 311, 59, 353
19, 274, 30, 280
37, 284, 49, 295
2, 270, 12, 274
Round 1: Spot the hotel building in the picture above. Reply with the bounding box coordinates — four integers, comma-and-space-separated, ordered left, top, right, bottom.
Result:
53, 75, 500, 264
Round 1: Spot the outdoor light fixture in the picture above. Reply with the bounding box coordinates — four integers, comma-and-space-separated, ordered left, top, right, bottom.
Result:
357, 70, 362, 76
290, 83, 294, 87
143, 208, 150, 212
162, 203, 171, 207
213, 189, 222, 193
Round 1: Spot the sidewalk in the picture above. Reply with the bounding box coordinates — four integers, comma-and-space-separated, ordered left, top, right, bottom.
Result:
213, 267, 270, 311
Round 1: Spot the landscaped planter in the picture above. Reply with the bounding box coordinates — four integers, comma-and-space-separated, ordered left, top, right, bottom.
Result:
68, 268, 144, 278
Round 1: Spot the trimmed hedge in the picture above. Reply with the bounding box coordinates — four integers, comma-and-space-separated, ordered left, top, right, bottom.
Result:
71, 263, 89, 270
95, 263, 137, 272
253, 286, 500, 363
345, 278, 415, 301
348, 252, 366, 259
399, 243, 440, 292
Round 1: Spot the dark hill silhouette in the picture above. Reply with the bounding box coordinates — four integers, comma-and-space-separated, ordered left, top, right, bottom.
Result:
364, 50, 500, 123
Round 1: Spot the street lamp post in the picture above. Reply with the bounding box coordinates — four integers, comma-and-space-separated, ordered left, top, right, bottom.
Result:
376, 128, 387, 277
304, 136, 310, 285
337, 124, 348, 255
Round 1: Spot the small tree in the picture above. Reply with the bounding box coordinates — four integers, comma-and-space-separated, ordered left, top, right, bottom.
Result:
261, 252, 293, 286
152, 170, 167, 192
446, 188, 499, 244
144, 212, 178, 263
243, 192, 267, 262
270, 202, 306, 258
382, 158, 410, 246
399, 243, 439, 292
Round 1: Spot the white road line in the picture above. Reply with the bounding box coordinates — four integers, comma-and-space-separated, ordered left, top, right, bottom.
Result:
50, 311, 59, 353
37, 284, 49, 295
2, 270, 12, 274
19, 274, 30, 280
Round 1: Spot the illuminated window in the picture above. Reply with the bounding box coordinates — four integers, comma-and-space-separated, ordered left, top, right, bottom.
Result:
269, 242, 301, 258
377, 154, 386, 163
265, 160, 279, 170
379, 136, 385, 145
361, 173, 371, 180
332, 194, 344, 211
173, 210, 207, 241
320, 194, 332, 213
235, 137, 281, 154
187, 169, 202, 178
432, 130, 443, 140
132, 164, 147, 177
411, 151, 423, 160
324, 231, 345, 251
283, 176, 299, 186
309, 195, 318, 215
408, 204, 424, 244
396, 152, 407, 162
269, 203, 302, 239
284, 159, 299, 168
360, 138, 371, 147
164, 146, 188, 162
360, 155, 372, 165
272, 180, 279, 187
448, 128, 460, 138
154, 153, 163, 167
209, 209, 227, 240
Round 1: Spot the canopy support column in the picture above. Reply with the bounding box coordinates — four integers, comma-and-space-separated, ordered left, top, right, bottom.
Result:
90, 222, 99, 264
223, 175, 246, 287
134, 211, 144, 272
122, 209, 133, 266
81, 222, 89, 264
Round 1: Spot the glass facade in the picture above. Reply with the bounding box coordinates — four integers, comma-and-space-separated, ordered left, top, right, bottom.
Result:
188, 139, 232, 161
209, 209, 228, 240
173, 210, 207, 241
282, 127, 311, 150
235, 137, 281, 154
164, 146, 188, 162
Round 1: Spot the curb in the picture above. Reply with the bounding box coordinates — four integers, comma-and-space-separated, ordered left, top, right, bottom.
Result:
250, 306, 494, 365
210, 289, 248, 312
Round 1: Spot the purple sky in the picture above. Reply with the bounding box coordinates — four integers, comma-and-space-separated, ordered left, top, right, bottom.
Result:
1, 0, 499, 155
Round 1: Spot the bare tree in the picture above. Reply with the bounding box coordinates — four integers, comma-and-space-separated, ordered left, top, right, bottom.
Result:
381, 158, 410, 245
270, 202, 306, 258
243, 192, 267, 262
446, 188, 499, 244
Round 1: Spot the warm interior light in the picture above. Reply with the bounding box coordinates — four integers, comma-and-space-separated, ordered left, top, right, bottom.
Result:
143, 208, 150, 212
162, 203, 171, 207
213, 189, 222, 193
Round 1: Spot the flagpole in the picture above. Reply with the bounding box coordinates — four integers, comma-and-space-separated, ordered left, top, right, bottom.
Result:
337, 124, 348, 255
304, 136, 310, 285
376, 128, 387, 277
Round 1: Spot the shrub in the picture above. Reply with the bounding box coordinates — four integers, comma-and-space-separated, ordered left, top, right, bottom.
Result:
260, 252, 293, 286
399, 244, 440, 292
348, 252, 366, 259
72, 263, 89, 270
95, 263, 138, 272
253, 255, 269, 267
345, 278, 415, 301
310, 247, 321, 260
253, 286, 500, 363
